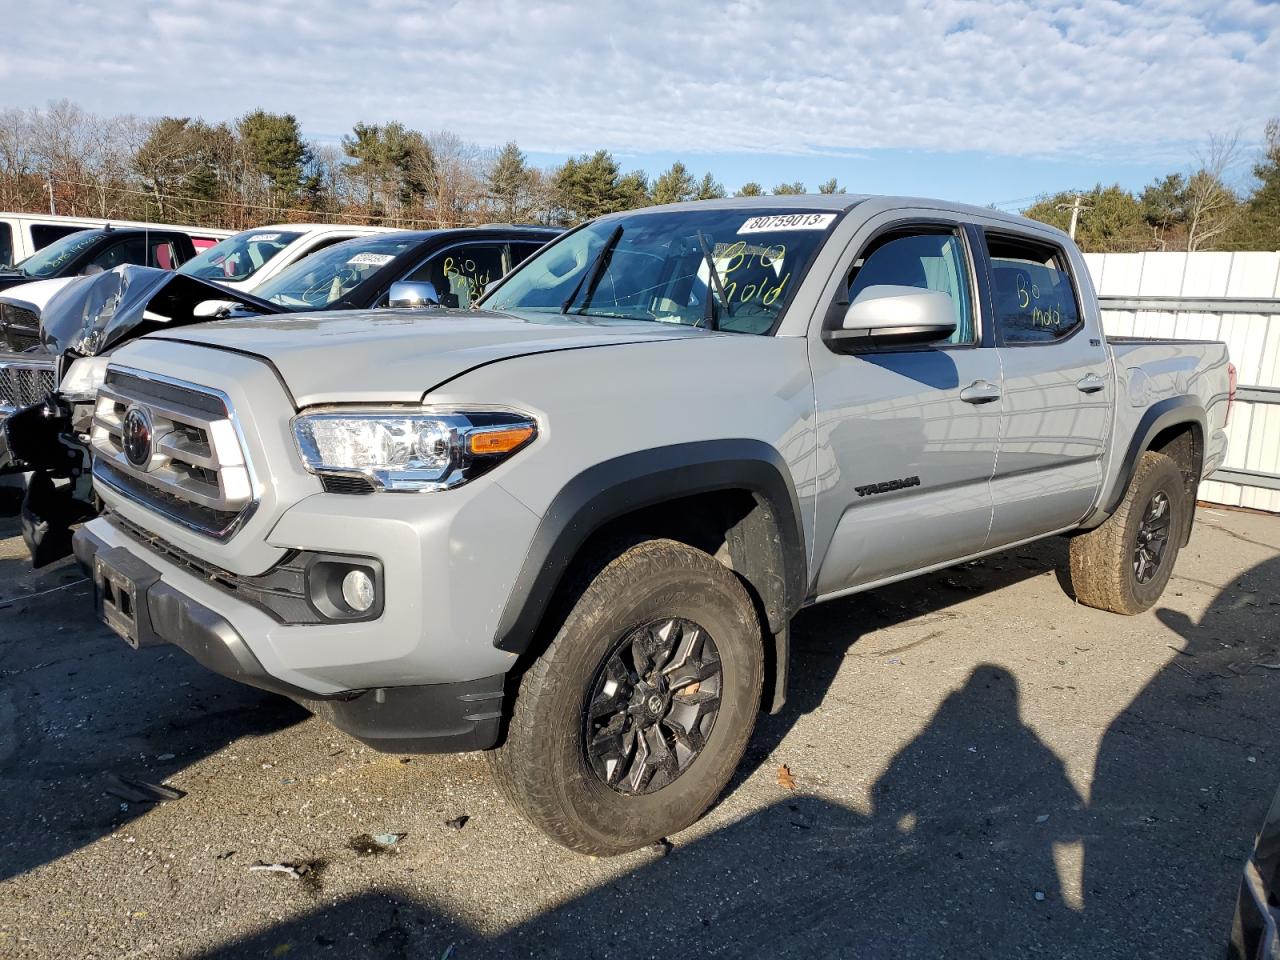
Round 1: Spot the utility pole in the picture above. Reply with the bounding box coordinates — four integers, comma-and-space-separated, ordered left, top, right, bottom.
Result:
1055, 194, 1088, 240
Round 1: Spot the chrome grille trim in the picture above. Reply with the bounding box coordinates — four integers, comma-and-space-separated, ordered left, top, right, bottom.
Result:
90, 366, 260, 540
0, 354, 56, 414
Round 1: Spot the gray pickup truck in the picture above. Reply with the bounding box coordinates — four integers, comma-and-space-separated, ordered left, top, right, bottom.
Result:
72, 195, 1233, 854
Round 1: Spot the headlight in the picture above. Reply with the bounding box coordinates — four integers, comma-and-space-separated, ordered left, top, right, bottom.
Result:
59, 355, 112, 402
292, 408, 537, 492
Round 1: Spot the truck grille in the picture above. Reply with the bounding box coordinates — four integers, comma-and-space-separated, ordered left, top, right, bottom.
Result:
0, 355, 56, 413
0, 304, 40, 352
90, 368, 258, 540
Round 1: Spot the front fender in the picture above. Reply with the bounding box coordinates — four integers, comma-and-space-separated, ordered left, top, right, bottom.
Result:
492, 438, 807, 657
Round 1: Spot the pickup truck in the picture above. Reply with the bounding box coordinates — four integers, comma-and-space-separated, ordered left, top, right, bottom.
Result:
70, 195, 1233, 855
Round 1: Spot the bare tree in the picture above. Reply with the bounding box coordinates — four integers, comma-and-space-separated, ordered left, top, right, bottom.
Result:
425, 130, 486, 227
1185, 132, 1242, 251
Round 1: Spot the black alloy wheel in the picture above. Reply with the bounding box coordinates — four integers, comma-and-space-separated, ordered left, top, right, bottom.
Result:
1133, 490, 1172, 584
584, 617, 722, 795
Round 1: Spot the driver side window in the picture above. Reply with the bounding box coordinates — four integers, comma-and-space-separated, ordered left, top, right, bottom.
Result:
404, 243, 506, 308
846, 229, 975, 345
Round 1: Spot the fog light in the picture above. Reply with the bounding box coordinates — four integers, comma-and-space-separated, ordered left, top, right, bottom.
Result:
341, 569, 375, 613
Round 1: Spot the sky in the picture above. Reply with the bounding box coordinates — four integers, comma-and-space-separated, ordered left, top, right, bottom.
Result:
2, 0, 1278, 210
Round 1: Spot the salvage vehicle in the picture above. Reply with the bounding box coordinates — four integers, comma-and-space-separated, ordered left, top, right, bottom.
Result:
71, 195, 1233, 854
0, 225, 560, 564
0, 223, 384, 353
0, 226, 213, 349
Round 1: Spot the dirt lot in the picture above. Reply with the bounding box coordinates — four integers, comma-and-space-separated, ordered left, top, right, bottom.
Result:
1, 506, 1278, 959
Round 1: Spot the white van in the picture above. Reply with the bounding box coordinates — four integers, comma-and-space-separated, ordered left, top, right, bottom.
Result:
0, 212, 231, 268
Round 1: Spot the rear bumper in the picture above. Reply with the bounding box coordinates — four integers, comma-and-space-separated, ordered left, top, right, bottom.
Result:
72, 520, 506, 753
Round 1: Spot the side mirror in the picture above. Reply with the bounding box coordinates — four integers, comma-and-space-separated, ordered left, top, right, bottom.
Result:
824, 285, 956, 350
81, 264, 106, 276
387, 281, 441, 309
193, 299, 242, 318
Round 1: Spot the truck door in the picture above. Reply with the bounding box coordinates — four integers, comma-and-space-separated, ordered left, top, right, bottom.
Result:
980, 229, 1112, 546
809, 219, 1002, 596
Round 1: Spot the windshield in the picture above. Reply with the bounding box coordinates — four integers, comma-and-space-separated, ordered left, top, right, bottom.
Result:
252, 234, 419, 309
481, 208, 840, 334
178, 229, 302, 282
13, 229, 105, 278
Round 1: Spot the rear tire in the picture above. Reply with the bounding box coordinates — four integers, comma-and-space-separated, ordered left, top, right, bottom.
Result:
488, 538, 763, 855
1068, 451, 1187, 615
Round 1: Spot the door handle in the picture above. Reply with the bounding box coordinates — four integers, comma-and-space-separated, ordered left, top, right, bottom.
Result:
1077, 373, 1106, 394
959, 380, 1001, 404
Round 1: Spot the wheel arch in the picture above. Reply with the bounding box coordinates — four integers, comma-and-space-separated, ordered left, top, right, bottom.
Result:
492, 440, 808, 712
1092, 396, 1206, 544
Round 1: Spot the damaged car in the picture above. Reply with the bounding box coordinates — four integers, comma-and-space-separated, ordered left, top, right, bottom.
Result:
0, 224, 559, 565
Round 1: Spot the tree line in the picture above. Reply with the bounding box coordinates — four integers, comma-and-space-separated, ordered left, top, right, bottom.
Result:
1021, 125, 1280, 252
0, 100, 1276, 251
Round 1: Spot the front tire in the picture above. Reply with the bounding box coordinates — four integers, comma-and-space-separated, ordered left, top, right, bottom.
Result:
1068, 451, 1187, 615
488, 538, 763, 855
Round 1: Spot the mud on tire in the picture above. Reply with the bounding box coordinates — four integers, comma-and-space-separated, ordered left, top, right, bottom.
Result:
1068, 451, 1188, 615
487, 538, 764, 855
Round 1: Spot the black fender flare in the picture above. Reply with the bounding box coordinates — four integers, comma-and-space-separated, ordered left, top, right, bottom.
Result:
492, 439, 808, 706
1088, 395, 1207, 538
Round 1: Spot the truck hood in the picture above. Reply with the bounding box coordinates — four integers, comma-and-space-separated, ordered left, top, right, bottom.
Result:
0, 277, 77, 314
40, 266, 280, 356
146, 308, 715, 407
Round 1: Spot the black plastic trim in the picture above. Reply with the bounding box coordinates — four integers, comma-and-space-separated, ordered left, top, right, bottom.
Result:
492, 439, 807, 656
1090, 395, 1207, 528
72, 523, 504, 754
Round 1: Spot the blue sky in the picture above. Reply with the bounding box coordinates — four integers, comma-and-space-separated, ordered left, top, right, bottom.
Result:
2, 0, 1278, 210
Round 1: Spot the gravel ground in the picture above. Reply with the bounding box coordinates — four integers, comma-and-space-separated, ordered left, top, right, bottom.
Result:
1, 505, 1278, 959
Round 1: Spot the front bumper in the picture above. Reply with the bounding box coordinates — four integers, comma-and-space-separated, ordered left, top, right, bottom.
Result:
73, 519, 507, 753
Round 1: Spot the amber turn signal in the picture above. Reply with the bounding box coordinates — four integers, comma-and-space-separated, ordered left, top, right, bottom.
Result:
468, 425, 535, 456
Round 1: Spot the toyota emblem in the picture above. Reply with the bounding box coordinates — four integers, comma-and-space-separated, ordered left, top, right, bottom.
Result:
121, 405, 154, 469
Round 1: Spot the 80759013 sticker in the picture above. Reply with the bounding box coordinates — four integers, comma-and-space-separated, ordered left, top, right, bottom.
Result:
738, 213, 837, 235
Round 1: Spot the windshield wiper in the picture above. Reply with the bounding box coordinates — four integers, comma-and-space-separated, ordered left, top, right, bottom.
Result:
696, 230, 732, 331
561, 225, 623, 315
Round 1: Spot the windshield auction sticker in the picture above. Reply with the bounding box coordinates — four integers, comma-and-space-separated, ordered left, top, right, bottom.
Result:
248, 233, 282, 242
738, 213, 837, 234
347, 252, 395, 266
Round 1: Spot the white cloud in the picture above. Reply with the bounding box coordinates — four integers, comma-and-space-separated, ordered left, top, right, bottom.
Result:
3, 0, 1277, 161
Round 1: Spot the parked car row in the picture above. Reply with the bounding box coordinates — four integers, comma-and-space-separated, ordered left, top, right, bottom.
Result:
0, 212, 230, 270
0, 219, 561, 562
0, 193, 1233, 857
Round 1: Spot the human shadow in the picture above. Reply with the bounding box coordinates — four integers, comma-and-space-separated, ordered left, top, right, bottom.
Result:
0, 517, 307, 882
194, 664, 1087, 959
1086, 552, 1280, 956
738, 534, 1071, 786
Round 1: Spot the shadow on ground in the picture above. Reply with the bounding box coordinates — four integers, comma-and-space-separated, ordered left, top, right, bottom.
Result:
6, 514, 1279, 957
0, 518, 307, 882
193, 539, 1280, 959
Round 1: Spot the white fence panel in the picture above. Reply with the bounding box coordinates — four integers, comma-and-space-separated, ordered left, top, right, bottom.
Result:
1084, 251, 1280, 513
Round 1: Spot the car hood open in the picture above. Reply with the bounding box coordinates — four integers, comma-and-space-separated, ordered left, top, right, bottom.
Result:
40, 266, 280, 357
145, 308, 716, 407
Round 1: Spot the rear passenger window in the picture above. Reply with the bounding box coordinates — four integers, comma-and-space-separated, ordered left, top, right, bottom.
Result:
986, 234, 1081, 344
150, 239, 178, 270
30, 224, 87, 250
0, 223, 11, 267
845, 228, 974, 344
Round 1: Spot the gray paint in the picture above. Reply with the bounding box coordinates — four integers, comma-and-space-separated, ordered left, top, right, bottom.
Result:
84, 196, 1231, 697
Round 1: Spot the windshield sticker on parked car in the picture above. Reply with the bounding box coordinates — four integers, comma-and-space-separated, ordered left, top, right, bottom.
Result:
347, 252, 395, 267
738, 213, 837, 234
248, 233, 282, 242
